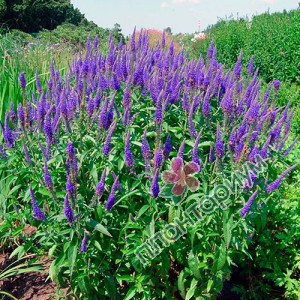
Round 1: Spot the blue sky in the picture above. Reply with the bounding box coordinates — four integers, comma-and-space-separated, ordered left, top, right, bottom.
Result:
71, 0, 299, 36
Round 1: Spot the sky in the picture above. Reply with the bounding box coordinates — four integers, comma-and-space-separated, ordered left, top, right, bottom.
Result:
71, 0, 299, 36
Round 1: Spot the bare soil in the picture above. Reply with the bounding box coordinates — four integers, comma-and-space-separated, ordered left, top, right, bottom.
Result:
0, 225, 68, 300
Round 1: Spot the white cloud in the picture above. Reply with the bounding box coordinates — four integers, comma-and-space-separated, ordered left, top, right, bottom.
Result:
173, 0, 201, 4
160, 1, 169, 8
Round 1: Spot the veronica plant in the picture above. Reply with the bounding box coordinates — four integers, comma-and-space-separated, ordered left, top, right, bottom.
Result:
0, 31, 297, 299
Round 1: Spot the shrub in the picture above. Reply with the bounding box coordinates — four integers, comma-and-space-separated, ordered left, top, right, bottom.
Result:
191, 9, 300, 84
0, 33, 298, 299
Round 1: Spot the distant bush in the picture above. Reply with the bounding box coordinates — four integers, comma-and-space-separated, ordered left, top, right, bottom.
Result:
191, 9, 300, 84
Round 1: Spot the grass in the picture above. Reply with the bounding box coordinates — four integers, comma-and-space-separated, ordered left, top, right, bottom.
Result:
0, 31, 77, 121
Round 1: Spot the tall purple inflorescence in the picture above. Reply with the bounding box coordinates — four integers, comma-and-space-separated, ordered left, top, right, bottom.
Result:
141, 129, 151, 159
240, 190, 258, 218
177, 140, 185, 160
22, 142, 32, 165
95, 168, 106, 196
105, 178, 118, 211
66, 175, 75, 196
163, 134, 172, 160
64, 194, 74, 224
124, 131, 135, 169
247, 55, 255, 75
273, 79, 280, 91
66, 141, 75, 160
80, 234, 88, 252
0, 145, 7, 159
266, 164, 297, 194
151, 169, 160, 198
3, 113, 15, 148
43, 161, 53, 191
102, 120, 116, 156
215, 124, 225, 158
30, 187, 46, 221
19, 72, 26, 89
283, 138, 298, 156
192, 132, 202, 171
153, 145, 163, 169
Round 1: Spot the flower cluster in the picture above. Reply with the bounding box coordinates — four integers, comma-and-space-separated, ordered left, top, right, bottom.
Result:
0, 30, 297, 225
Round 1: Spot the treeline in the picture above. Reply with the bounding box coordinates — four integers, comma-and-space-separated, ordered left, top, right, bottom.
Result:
0, 0, 85, 33
0, 0, 124, 50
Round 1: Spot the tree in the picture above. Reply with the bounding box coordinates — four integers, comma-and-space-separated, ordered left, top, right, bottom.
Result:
164, 27, 172, 35
0, 0, 85, 33
0, 0, 7, 19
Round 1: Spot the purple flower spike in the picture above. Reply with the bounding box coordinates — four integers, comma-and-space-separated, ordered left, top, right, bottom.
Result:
105, 178, 118, 211
141, 129, 151, 159
35, 70, 42, 93
246, 101, 260, 124
273, 79, 281, 91
163, 135, 172, 160
247, 55, 255, 75
66, 141, 75, 160
153, 145, 163, 169
228, 128, 237, 153
0, 145, 7, 159
3, 114, 15, 148
43, 161, 53, 191
192, 132, 202, 170
23, 142, 32, 165
188, 102, 197, 137
177, 140, 185, 160
215, 124, 225, 158
111, 171, 122, 190
233, 50, 243, 79
154, 94, 163, 125
30, 187, 45, 221
95, 168, 106, 196
283, 138, 298, 156
266, 164, 297, 194
66, 175, 75, 196
240, 190, 258, 218
102, 121, 117, 156
209, 145, 214, 163
19, 72, 26, 89
17, 104, 25, 128
80, 234, 88, 252
124, 132, 135, 169
151, 169, 160, 198
64, 194, 74, 224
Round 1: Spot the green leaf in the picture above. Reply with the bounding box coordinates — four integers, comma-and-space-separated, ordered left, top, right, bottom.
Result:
104, 274, 117, 298
78, 274, 90, 295
68, 238, 78, 276
48, 245, 57, 257
223, 210, 233, 248
207, 279, 214, 293
124, 286, 136, 300
188, 251, 201, 279
178, 269, 188, 298
7, 184, 22, 196
185, 278, 198, 300
93, 240, 102, 251
137, 205, 149, 218
212, 241, 226, 272
87, 218, 112, 237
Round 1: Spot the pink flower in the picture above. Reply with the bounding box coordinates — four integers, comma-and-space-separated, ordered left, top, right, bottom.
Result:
162, 157, 199, 195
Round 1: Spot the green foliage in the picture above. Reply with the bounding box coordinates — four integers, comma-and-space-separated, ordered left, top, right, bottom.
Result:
0, 31, 298, 299
0, 0, 85, 33
191, 9, 300, 84
232, 142, 300, 299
